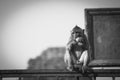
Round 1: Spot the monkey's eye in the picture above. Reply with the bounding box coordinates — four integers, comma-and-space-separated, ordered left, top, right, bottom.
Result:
76, 32, 82, 36
72, 32, 80, 34
72, 32, 76, 34
72, 32, 74, 34
75, 32, 80, 34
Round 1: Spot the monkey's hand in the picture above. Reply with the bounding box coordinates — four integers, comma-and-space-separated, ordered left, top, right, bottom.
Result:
76, 61, 88, 73
67, 41, 76, 51
76, 60, 81, 64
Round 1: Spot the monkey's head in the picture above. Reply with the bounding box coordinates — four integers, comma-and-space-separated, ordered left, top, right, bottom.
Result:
71, 25, 84, 39
70, 25, 86, 47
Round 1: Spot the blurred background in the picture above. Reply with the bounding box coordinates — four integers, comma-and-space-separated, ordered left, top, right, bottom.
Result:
0, 0, 120, 70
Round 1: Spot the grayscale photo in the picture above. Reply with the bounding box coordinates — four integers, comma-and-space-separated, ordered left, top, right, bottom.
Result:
1, 0, 120, 80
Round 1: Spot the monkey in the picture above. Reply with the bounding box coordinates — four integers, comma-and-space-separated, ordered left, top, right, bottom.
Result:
64, 25, 89, 72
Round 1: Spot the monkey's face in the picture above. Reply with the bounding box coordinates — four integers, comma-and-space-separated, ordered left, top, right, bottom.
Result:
71, 31, 84, 46
72, 32, 83, 39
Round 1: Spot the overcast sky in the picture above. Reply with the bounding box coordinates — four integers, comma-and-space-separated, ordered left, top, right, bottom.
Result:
1, 0, 120, 69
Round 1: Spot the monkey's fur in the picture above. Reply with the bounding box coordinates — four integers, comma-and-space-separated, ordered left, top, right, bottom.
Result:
64, 25, 89, 72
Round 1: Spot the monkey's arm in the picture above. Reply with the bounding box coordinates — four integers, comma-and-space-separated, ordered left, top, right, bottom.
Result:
67, 42, 78, 64
67, 40, 76, 50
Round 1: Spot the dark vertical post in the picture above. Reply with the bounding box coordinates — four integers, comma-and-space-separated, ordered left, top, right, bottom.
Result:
0, 76, 2, 80
112, 77, 115, 80
91, 77, 96, 80
19, 77, 22, 80
76, 76, 79, 80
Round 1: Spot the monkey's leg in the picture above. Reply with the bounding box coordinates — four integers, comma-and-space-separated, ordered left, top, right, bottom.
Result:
78, 50, 88, 73
83, 50, 88, 66
64, 51, 74, 71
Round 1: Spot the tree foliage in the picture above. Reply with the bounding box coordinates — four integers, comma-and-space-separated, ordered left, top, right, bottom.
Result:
27, 47, 66, 69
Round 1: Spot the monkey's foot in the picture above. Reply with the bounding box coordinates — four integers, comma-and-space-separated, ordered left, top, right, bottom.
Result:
66, 66, 74, 71
82, 66, 89, 73
76, 61, 80, 64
